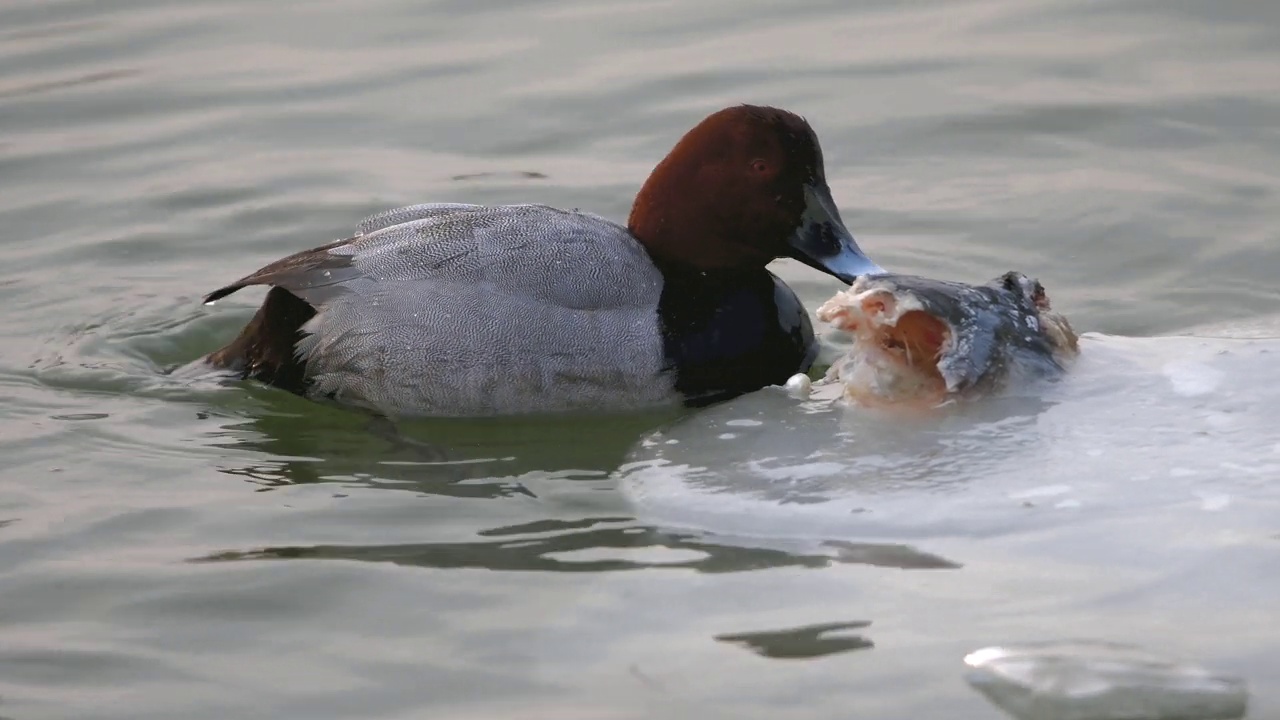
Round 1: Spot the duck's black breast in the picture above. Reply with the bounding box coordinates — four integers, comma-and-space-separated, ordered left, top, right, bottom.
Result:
657, 267, 817, 407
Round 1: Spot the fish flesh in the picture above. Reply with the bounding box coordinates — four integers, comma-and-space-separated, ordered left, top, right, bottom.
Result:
815, 271, 1079, 407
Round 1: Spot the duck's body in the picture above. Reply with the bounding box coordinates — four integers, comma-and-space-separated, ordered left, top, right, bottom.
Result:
206, 203, 815, 416
202, 106, 882, 417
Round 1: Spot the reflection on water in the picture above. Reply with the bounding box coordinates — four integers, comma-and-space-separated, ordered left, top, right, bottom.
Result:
207, 396, 681, 492
716, 620, 874, 660
195, 519, 961, 575
196, 390, 969, 578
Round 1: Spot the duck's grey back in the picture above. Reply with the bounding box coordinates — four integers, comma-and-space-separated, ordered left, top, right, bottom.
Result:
281, 203, 673, 416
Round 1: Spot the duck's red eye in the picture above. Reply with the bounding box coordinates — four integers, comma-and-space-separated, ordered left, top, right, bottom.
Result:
751, 159, 769, 174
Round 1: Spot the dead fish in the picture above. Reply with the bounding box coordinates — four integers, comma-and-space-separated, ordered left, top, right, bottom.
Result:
815, 271, 1079, 407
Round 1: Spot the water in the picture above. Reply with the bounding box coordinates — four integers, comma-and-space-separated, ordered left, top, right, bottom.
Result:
964, 641, 1250, 720
2, 0, 1279, 718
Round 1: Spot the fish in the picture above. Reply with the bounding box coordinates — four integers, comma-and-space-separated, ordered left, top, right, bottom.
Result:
814, 271, 1079, 407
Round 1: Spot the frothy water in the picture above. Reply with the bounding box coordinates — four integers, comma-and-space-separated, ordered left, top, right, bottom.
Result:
621, 333, 1280, 544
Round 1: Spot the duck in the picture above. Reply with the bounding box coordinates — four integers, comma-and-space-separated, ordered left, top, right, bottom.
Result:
200, 105, 884, 417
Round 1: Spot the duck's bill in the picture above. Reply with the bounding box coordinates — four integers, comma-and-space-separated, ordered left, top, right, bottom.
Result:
787, 182, 885, 283
816, 272, 1079, 408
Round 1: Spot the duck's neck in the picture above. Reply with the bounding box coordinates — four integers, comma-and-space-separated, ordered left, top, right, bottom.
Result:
630, 199, 772, 282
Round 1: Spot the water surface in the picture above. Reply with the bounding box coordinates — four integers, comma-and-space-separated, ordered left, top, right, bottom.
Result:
2, 1, 1279, 718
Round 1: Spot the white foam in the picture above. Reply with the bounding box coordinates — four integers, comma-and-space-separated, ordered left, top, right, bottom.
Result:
620, 332, 1280, 545
1009, 484, 1073, 500
1162, 360, 1224, 396
1199, 493, 1232, 512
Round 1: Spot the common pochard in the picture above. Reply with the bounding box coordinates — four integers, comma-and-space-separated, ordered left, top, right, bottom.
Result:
201, 105, 883, 417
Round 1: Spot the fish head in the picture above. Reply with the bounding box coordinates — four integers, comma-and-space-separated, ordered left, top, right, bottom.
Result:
815, 271, 1079, 408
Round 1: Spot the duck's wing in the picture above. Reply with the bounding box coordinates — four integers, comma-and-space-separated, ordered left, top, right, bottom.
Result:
356, 202, 484, 235
201, 204, 485, 305
202, 233, 361, 305
204, 203, 657, 311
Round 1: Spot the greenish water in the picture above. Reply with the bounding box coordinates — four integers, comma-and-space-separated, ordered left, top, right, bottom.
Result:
2, 1, 1279, 718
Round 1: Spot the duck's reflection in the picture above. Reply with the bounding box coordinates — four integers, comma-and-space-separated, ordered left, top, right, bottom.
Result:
197, 386, 964, 577
205, 387, 680, 497
192, 516, 960, 574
